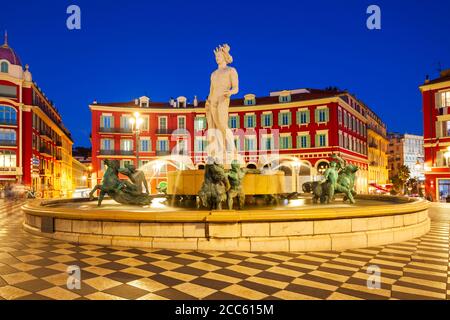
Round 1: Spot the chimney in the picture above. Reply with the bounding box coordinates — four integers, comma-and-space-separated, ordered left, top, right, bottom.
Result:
425, 75, 430, 84
193, 95, 198, 107
169, 97, 175, 107
134, 99, 139, 105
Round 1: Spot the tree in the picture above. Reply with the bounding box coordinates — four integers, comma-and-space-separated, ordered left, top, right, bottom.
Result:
392, 165, 410, 195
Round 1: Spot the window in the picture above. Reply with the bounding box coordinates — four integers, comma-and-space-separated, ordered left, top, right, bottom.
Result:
101, 139, 113, 150
298, 135, 310, 149
261, 113, 273, 127
244, 94, 256, 106
338, 108, 342, 125
437, 91, 450, 108
195, 137, 207, 152
178, 116, 186, 129
244, 114, 256, 128
0, 150, 16, 167
120, 115, 131, 130
316, 133, 328, 147
316, 108, 329, 123
0, 105, 17, 125
234, 137, 241, 151
296, 110, 310, 125
157, 139, 168, 151
279, 111, 291, 126
244, 136, 257, 151
158, 117, 167, 130
279, 94, 291, 103
101, 115, 113, 128
261, 135, 273, 150
229, 115, 239, 129
140, 139, 151, 152
0, 85, 16, 98
279, 136, 292, 149
0, 62, 8, 73
141, 116, 149, 131
121, 139, 133, 151
0, 129, 16, 144
194, 116, 206, 130
344, 111, 348, 128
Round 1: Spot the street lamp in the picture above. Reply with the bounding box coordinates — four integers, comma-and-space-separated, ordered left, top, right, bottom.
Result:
129, 112, 143, 166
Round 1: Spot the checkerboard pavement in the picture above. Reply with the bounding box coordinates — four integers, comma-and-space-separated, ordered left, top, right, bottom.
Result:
0, 200, 449, 300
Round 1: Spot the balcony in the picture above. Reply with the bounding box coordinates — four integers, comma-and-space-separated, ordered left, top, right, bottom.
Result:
39, 130, 52, 141
56, 141, 62, 147
39, 146, 53, 157
56, 155, 63, 161
0, 140, 17, 147
120, 150, 134, 156
99, 127, 133, 134
156, 150, 170, 156
99, 150, 116, 156
0, 167, 22, 175
369, 142, 378, 149
0, 119, 17, 126
155, 128, 173, 135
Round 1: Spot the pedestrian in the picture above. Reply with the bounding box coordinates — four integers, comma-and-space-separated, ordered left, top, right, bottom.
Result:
5, 183, 14, 215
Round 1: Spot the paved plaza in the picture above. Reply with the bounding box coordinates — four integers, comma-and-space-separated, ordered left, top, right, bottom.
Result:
0, 201, 449, 300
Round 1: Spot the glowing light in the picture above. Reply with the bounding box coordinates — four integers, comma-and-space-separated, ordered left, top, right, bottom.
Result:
150, 197, 167, 209
288, 199, 305, 207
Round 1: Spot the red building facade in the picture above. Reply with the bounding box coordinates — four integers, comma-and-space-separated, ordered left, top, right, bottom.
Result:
90, 88, 375, 193
420, 69, 450, 201
0, 33, 74, 197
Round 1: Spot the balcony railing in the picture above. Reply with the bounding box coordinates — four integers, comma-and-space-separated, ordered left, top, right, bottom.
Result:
156, 150, 170, 156
99, 150, 116, 155
39, 146, 53, 156
120, 150, 134, 156
0, 140, 17, 146
99, 127, 133, 134
99, 149, 134, 156
56, 155, 63, 161
56, 141, 62, 147
40, 130, 52, 140
0, 119, 17, 126
155, 128, 173, 135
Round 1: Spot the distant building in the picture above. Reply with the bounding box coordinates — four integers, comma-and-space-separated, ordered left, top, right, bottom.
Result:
365, 108, 389, 192
0, 32, 74, 197
387, 133, 425, 180
420, 69, 450, 201
89, 88, 387, 194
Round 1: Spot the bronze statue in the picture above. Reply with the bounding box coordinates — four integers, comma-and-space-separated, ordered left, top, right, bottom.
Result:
119, 163, 149, 194
198, 157, 230, 210
89, 159, 152, 206
226, 160, 245, 209
313, 155, 358, 204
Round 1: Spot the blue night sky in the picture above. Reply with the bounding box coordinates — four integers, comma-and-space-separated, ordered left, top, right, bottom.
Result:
1, 0, 449, 146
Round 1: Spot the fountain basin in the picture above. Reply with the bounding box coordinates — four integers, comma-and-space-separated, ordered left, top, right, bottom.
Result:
166, 170, 285, 196
22, 195, 430, 252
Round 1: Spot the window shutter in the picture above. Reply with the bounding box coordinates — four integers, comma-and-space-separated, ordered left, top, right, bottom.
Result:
307, 135, 311, 148
288, 112, 292, 125
435, 92, 442, 109
305, 111, 310, 124
296, 111, 300, 124
315, 134, 319, 147
244, 115, 248, 128
236, 116, 240, 129
270, 114, 273, 127
288, 136, 292, 149
315, 109, 319, 123
278, 113, 282, 126
325, 108, 330, 122
261, 114, 265, 127
228, 117, 232, 128
100, 116, 104, 128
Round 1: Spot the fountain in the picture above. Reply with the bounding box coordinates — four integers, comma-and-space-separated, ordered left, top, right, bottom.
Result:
21, 44, 431, 252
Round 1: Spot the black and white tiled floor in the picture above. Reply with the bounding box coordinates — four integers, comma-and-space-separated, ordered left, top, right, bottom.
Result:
0, 200, 449, 300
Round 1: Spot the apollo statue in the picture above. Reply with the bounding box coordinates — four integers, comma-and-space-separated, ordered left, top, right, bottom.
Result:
205, 44, 239, 165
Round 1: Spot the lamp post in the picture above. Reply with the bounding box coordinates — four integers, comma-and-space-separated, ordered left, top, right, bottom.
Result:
130, 112, 143, 166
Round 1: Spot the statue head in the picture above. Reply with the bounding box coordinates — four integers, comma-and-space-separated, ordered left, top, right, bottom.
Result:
214, 44, 233, 65
124, 163, 136, 172
329, 162, 337, 168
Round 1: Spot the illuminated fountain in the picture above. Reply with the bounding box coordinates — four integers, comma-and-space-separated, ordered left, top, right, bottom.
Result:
21, 44, 431, 252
